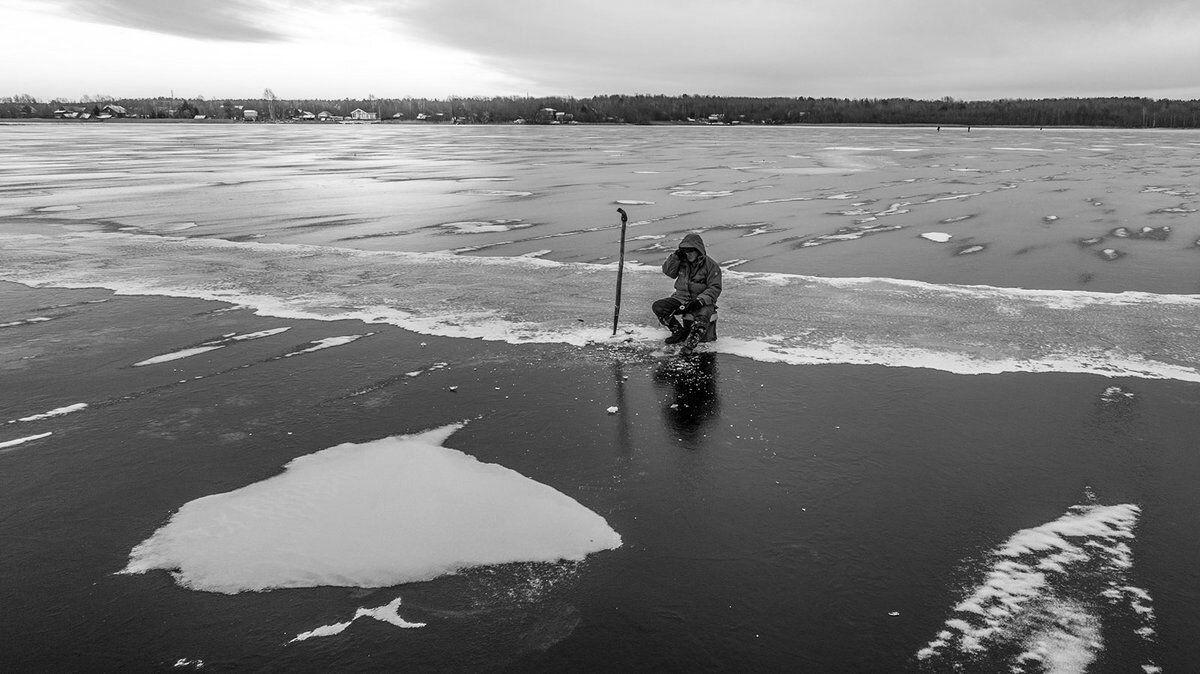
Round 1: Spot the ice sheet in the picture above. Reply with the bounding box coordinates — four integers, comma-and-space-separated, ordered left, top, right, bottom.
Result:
120, 423, 621, 593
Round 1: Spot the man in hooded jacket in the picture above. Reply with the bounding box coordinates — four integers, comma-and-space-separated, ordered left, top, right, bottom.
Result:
652, 233, 721, 355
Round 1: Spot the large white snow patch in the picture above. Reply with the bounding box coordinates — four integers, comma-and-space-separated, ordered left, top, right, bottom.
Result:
120, 423, 622, 593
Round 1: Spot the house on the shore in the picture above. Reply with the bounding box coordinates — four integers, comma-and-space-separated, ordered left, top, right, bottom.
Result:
243, 109, 258, 121
349, 108, 378, 121
52, 103, 130, 119
54, 107, 90, 119
317, 111, 333, 121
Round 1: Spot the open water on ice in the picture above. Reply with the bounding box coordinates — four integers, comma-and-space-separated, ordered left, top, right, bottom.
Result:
2, 122, 1200, 672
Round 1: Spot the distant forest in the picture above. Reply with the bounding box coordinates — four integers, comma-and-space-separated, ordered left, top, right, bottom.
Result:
3, 93, 1200, 128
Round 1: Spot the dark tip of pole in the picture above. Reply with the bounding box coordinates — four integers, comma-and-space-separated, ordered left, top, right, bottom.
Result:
616, 207, 627, 223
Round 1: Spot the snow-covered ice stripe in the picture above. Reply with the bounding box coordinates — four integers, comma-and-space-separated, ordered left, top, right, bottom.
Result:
9, 403, 88, 424
0, 432, 53, 451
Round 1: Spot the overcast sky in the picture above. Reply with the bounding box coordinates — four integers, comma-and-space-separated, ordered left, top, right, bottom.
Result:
3, 0, 1199, 102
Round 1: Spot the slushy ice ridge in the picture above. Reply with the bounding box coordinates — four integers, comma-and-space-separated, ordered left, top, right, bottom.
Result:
4, 230, 1200, 381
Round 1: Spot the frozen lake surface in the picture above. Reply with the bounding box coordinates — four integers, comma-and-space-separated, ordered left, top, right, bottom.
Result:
4, 122, 1199, 292
2, 122, 1199, 672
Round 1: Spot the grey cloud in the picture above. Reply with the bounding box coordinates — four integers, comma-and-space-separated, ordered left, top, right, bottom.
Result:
47, 0, 293, 42
381, 1, 852, 93
381, 0, 1200, 97
44, 0, 1198, 97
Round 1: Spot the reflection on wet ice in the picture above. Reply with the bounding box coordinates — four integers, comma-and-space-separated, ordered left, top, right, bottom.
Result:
654, 353, 721, 445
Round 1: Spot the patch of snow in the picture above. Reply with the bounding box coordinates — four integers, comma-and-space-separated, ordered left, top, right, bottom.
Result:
120, 423, 621, 593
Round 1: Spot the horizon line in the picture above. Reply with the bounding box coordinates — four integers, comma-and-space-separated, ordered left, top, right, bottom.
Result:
13, 92, 1200, 104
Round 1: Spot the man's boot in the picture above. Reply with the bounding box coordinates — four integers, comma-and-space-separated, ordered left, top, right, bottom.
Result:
678, 321, 706, 355
663, 320, 689, 344
662, 319, 691, 340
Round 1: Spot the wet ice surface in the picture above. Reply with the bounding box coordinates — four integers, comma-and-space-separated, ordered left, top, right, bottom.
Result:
2, 123, 1200, 672
1, 281, 1196, 672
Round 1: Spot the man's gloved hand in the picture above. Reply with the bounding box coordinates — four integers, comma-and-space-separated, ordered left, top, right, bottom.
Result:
683, 299, 703, 313
674, 249, 687, 261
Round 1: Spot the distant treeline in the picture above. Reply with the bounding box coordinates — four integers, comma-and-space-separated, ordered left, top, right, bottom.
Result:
4, 93, 1200, 128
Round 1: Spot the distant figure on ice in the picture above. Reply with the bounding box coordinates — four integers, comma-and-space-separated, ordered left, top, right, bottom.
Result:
652, 233, 721, 356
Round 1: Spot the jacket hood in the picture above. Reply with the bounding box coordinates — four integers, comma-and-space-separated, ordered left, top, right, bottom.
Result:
677, 233, 708, 257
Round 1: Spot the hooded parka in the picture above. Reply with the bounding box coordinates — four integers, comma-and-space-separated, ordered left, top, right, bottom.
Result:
662, 233, 722, 307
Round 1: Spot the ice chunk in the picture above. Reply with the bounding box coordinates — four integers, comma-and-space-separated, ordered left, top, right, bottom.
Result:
134, 344, 226, 366
289, 596, 424, 643
120, 423, 621, 593
134, 328, 291, 366
279, 333, 370, 358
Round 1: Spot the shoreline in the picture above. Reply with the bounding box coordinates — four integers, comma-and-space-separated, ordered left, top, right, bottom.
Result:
0, 117, 1181, 131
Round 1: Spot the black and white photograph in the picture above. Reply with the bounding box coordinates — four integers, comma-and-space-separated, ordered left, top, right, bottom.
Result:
2, 1, 1199, 671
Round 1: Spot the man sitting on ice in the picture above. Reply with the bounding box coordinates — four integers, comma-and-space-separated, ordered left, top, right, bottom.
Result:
651, 233, 721, 356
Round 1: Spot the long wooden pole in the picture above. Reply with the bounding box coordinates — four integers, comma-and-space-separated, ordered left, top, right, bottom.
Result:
612, 207, 629, 336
